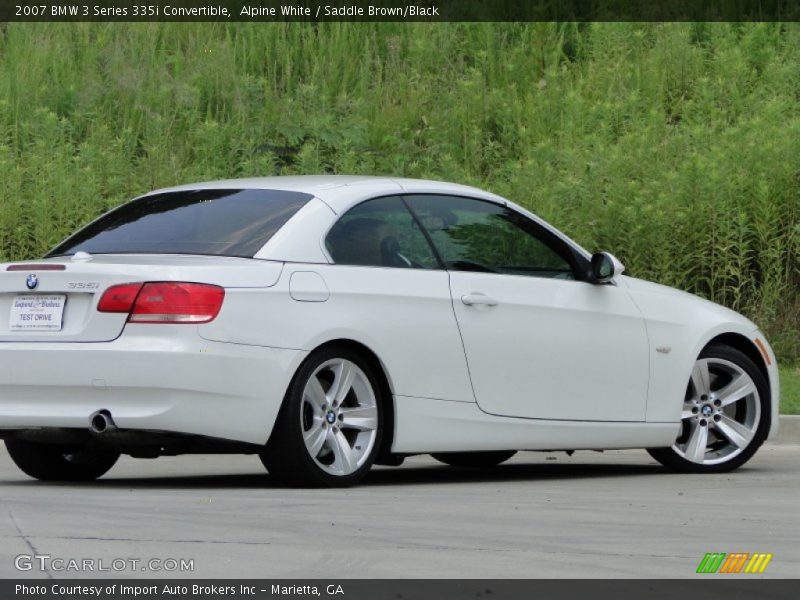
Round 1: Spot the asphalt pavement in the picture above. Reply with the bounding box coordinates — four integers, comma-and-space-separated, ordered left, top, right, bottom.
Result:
0, 444, 797, 579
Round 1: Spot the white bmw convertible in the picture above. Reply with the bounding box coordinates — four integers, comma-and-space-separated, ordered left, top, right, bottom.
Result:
0, 176, 779, 486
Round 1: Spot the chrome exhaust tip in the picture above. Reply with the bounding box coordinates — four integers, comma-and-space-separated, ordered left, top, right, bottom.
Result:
89, 410, 117, 434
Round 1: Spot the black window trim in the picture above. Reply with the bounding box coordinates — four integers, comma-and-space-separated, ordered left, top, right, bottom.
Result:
398, 196, 447, 270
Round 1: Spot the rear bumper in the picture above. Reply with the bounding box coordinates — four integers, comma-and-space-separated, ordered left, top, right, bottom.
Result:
0, 326, 306, 445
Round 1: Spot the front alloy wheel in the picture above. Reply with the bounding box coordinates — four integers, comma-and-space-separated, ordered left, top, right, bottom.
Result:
648, 344, 769, 473
262, 348, 383, 487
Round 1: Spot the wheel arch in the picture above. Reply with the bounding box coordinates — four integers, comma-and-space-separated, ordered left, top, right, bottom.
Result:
647, 332, 774, 472
705, 332, 770, 399
645, 319, 778, 430
301, 338, 396, 460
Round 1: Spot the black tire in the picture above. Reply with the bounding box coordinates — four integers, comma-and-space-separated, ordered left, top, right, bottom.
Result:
431, 451, 517, 468
261, 347, 384, 487
5, 439, 119, 481
647, 344, 770, 473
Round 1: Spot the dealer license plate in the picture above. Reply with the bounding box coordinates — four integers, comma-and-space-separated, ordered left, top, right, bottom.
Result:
9, 295, 66, 331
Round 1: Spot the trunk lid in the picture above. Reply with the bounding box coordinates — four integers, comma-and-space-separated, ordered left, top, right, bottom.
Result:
0, 254, 282, 342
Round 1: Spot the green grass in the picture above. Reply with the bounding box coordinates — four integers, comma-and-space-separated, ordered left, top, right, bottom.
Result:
0, 22, 798, 361
780, 364, 800, 415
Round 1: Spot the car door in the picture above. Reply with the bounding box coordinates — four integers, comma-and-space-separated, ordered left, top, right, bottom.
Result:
404, 194, 650, 422
322, 195, 475, 404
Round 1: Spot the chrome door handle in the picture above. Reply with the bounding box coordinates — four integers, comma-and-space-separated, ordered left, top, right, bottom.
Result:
461, 293, 499, 307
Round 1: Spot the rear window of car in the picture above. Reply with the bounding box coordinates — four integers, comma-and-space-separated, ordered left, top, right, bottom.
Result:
48, 189, 313, 258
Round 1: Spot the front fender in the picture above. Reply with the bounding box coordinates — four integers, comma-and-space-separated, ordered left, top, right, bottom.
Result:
621, 277, 778, 438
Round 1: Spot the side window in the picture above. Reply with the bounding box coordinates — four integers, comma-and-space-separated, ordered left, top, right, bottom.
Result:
405, 195, 576, 279
325, 196, 440, 269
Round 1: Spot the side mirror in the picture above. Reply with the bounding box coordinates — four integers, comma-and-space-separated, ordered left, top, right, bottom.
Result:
590, 252, 625, 284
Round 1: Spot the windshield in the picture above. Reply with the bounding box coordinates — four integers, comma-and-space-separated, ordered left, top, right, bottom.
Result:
48, 188, 313, 258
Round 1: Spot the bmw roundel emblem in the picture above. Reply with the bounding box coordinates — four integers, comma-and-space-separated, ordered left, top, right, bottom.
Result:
26, 274, 38, 290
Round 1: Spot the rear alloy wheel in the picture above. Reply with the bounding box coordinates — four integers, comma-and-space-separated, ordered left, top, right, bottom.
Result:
648, 344, 769, 473
5, 439, 119, 481
431, 451, 517, 468
262, 348, 383, 487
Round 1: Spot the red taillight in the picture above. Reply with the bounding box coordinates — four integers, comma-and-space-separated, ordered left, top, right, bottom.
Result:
129, 282, 224, 324
97, 283, 144, 313
97, 282, 224, 324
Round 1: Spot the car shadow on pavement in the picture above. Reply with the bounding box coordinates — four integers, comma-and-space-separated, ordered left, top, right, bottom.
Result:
365, 461, 664, 486
6, 461, 664, 489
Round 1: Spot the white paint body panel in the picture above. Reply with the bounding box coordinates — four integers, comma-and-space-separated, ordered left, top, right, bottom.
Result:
393, 396, 680, 453
449, 272, 650, 421
0, 176, 780, 452
254, 197, 335, 264
0, 255, 283, 342
200, 264, 475, 403
0, 327, 305, 445
289, 271, 330, 302
619, 276, 780, 437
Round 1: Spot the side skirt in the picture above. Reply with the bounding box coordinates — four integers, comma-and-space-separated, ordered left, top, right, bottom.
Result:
392, 396, 680, 453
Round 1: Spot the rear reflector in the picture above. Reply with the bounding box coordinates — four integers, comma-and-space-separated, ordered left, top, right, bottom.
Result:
129, 282, 225, 324
7, 264, 66, 271
97, 283, 144, 313
754, 338, 772, 366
